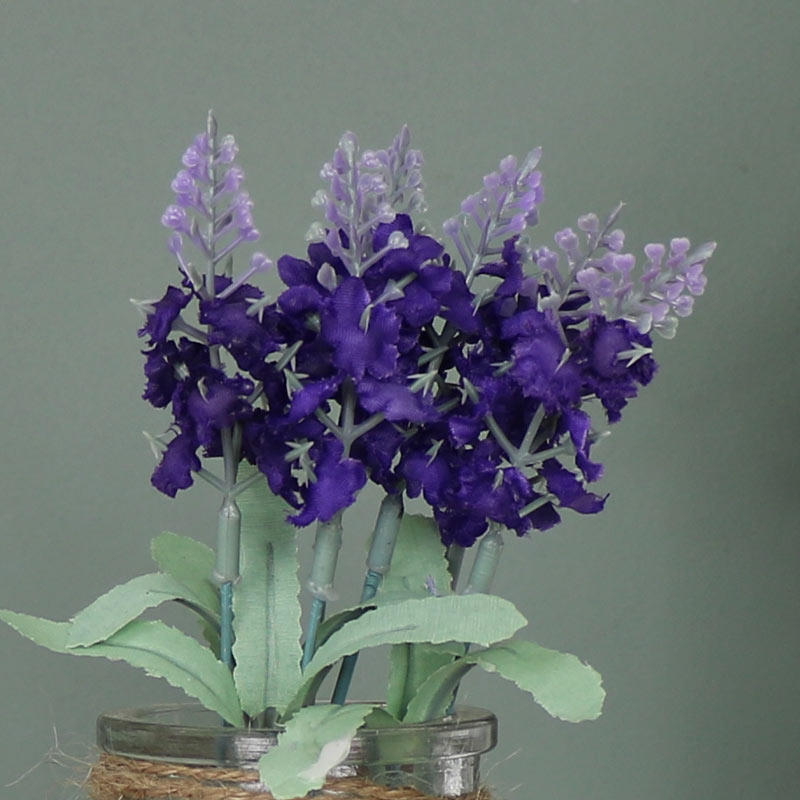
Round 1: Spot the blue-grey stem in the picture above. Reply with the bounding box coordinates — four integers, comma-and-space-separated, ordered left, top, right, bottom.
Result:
446, 544, 466, 591
449, 526, 504, 712
203, 112, 244, 674
463, 526, 504, 595
219, 581, 235, 672
301, 513, 344, 669
332, 493, 403, 704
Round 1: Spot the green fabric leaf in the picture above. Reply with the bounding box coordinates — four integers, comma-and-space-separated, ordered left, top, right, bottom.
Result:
286, 594, 526, 713
395, 642, 464, 720
471, 639, 605, 722
386, 643, 410, 718
0, 610, 243, 725
233, 467, 302, 717
377, 514, 452, 603
258, 704, 375, 799
151, 531, 219, 614
66, 572, 216, 648
403, 658, 476, 723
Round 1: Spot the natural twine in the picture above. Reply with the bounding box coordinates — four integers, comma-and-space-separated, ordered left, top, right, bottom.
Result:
87, 754, 492, 800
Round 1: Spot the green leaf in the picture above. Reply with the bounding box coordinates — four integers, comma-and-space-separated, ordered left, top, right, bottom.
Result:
151, 531, 219, 615
471, 639, 605, 722
286, 594, 526, 713
0, 610, 243, 725
67, 572, 216, 648
377, 514, 452, 603
259, 704, 375, 799
386, 643, 410, 718
403, 657, 476, 723
394, 642, 464, 720
233, 467, 302, 717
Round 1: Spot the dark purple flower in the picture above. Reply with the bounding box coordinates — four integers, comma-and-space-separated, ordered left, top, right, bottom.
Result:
138, 286, 191, 345
540, 459, 606, 514
320, 277, 400, 380
151, 433, 202, 497
289, 438, 367, 526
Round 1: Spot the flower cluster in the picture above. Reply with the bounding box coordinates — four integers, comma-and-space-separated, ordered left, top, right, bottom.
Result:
138, 120, 715, 546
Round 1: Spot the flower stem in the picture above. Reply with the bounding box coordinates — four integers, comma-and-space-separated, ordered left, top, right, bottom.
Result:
331, 493, 403, 703
301, 513, 344, 670
219, 581, 235, 671
446, 544, 466, 590
449, 525, 504, 712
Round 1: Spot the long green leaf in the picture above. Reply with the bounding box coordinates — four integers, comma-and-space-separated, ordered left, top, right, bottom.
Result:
233, 467, 302, 716
286, 594, 526, 713
404, 637, 605, 724
471, 639, 605, 722
0, 610, 243, 725
67, 572, 216, 648
259, 704, 376, 800
151, 531, 219, 614
403, 658, 476, 722
377, 514, 452, 603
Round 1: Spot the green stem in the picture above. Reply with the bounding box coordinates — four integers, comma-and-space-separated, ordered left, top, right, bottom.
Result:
449, 526, 504, 711
301, 513, 344, 670
219, 581, 234, 671
445, 544, 466, 591
331, 493, 403, 703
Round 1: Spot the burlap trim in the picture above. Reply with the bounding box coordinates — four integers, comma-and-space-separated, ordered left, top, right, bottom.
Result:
87, 754, 492, 800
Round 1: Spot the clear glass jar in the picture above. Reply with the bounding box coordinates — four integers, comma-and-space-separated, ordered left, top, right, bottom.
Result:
95, 703, 497, 798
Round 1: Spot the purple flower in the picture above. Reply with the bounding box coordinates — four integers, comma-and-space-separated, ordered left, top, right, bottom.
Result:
138, 286, 192, 345
320, 277, 400, 380
289, 438, 367, 526
151, 433, 202, 497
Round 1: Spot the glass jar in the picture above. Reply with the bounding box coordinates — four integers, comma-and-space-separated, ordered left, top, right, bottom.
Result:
93, 703, 497, 798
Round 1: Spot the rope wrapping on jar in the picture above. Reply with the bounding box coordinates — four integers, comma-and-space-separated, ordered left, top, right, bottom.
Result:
87, 754, 493, 800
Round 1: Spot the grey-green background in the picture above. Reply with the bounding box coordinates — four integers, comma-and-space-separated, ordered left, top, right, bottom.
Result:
1, 1, 797, 798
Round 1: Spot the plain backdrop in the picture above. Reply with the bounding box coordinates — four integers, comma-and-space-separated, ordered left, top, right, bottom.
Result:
1, 2, 798, 798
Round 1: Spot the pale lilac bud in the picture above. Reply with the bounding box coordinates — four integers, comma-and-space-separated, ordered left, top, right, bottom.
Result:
407, 191, 427, 213
461, 193, 480, 216
243, 227, 260, 242
311, 189, 328, 208
339, 131, 359, 156
443, 217, 462, 237
330, 175, 349, 204
554, 228, 580, 260
601, 229, 625, 252
577, 213, 600, 234
250, 252, 273, 273
397, 125, 411, 150
387, 231, 409, 249
374, 203, 395, 223
674, 295, 694, 317
305, 222, 326, 242
317, 262, 338, 292
182, 144, 209, 181
167, 233, 183, 255
320, 162, 336, 180
643, 242, 666, 267
221, 166, 245, 194
499, 154, 518, 181
359, 150, 381, 169
404, 149, 423, 169
611, 253, 635, 278
162, 205, 190, 231
216, 134, 238, 164
483, 171, 502, 191
669, 237, 691, 260
171, 170, 196, 197
332, 148, 350, 174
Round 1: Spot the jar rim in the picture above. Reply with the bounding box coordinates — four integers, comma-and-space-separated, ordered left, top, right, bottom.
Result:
97, 702, 497, 768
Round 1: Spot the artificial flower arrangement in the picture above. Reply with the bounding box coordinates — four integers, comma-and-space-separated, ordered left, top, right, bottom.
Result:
1, 113, 714, 799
